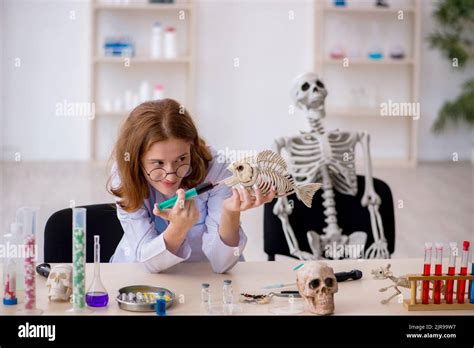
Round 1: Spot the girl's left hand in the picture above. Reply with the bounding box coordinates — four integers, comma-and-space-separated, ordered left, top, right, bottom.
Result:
223, 185, 276, 213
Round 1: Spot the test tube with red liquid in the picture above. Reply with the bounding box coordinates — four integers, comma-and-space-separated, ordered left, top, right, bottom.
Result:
422, 242, 432, 304
433, 243, 443, 304
469, 252, 474, 304
457, 241, 470, 304
445, 242, 457, 304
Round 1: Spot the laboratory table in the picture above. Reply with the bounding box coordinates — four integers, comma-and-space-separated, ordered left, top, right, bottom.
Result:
1, 259, 473, 315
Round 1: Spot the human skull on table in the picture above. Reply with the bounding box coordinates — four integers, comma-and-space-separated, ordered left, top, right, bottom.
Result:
46, 264, 72, 302
296, 261, 338, 315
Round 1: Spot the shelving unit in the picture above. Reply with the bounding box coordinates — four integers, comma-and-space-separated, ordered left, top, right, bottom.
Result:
323, 4, 415, 13
94, 3, 192, 11
93, 56, 191, 64
322, 57, 414, 65
89, 0, 195, 160
314, 0, 420, 166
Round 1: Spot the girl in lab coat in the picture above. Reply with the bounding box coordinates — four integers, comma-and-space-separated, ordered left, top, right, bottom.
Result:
107, 99, 275, 273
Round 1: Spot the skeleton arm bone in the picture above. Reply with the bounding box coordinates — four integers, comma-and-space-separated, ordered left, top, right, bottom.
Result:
358, 132, 380, 207
358, 132, 390, 259
272, 137, 315, 260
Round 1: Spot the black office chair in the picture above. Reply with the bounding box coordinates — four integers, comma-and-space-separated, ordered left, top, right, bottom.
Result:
44, 204, 124, 263
264, 176, 395, 260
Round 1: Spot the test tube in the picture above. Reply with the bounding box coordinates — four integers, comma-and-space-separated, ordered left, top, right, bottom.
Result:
433, 243, 443, 304
17, 207, 39, 312
457, 241, 470, 304
72, 208, 86, 310
422, 242, 432, 304
469, 253, 474, 304
2, 224, 21, 306
445, 242, 457, 304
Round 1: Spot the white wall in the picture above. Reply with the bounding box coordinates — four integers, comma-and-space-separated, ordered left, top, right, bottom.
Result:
1, 0, 472, 161
194, 0, 314, 156
2, 0, 91, 161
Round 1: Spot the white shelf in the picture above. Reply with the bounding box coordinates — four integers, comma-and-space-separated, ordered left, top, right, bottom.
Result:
89, 0, 196, 160
323, 5, 415, 14
94, 3, 192, 11
94, 56, 191, 64
321, 58, 414, 66
315, 0, 421, 166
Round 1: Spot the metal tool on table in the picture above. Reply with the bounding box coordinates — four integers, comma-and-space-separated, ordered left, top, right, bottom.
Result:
262, 269, 363, 289
240, 290, 301, 304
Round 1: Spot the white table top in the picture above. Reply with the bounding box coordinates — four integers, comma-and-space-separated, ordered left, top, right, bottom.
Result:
1, 259, 473, 315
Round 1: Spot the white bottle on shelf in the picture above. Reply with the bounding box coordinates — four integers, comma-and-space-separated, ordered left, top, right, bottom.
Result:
164, 27, 177, 59
150, 22, 163, 59
113, 97, 123, 113
153, 84, 165, 100
139, 81, 150, 102
132, 94, 139, 108
102, 98, 112, 113
124, 89, 133, 110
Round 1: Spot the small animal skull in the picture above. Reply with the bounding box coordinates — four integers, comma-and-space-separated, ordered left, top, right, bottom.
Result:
371, 263, 393, 280
226, 161, 255, 187
296, 261, 338, 315
290, 72, 327, 111
46, 265, 72, 302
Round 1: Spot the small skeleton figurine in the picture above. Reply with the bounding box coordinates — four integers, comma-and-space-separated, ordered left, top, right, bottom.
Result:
273, 72, 389, 260
225, 149, 321, 208
46, 265, 72, 302
371, 264, 409, 304
372, 263, 449, 304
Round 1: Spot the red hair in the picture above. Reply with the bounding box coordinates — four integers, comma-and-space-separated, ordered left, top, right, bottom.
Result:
107, 99, 212, 212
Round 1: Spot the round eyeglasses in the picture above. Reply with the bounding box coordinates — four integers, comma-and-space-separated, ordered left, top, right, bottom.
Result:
142, 163, 192, 182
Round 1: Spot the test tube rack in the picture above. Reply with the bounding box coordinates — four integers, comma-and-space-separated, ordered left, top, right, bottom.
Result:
403, 274, 474, 311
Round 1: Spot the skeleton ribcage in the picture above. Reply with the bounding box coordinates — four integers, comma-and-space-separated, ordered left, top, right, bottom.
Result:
283, 130, 358, 196
255, 170, 295, 197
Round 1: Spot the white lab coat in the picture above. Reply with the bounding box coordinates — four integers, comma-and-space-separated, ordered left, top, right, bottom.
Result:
109, 147, 247, 273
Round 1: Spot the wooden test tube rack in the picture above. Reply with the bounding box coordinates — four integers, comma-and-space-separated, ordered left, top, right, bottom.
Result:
403, 274, 474, 311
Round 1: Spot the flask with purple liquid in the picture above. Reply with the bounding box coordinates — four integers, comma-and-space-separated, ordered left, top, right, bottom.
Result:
86, 235, 109, 307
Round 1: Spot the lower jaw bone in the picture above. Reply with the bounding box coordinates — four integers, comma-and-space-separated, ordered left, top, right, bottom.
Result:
308, 297, 334, 315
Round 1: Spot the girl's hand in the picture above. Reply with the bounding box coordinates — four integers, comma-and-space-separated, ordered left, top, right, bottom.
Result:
153, 189, 200, 233
223, 185, 276, 213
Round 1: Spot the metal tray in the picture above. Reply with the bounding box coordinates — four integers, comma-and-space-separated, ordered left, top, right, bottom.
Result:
116, 285, 175, 312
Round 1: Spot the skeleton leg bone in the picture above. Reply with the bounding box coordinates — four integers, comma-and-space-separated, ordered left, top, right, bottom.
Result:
381, 286, 402, 304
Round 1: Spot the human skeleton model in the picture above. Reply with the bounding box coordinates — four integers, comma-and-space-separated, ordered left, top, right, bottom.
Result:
273, 72, 389, 260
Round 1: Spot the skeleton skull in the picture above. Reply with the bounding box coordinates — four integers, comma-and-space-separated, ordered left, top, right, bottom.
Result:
291, 72, 327, 112
46, 265, 72, 302
226, 161, 255, 187
296, 261, 338, 315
